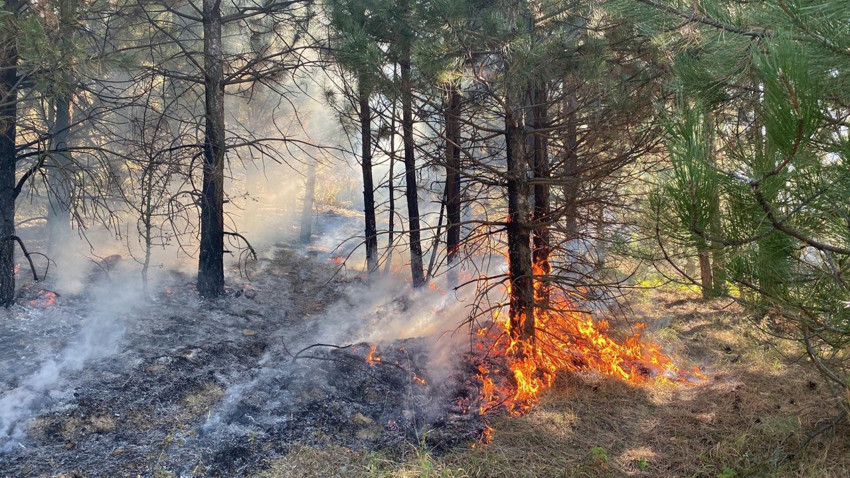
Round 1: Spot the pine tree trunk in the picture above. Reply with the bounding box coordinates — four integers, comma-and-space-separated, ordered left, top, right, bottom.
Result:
562, 89, 579, 241
359, 78, 378, 273
46, 0, 75, 257
299, 159, 316, 244
197, 0, 226, 298
506, 111, 535, 347
531, 85, 550, 309
48, 94, 72, 256
401, 40, 425, 287
698, 249, 713, 300
444, 83, 462, 286
0, 0, 19, 307
383, 69, 397, 275
706, 110, 725, 295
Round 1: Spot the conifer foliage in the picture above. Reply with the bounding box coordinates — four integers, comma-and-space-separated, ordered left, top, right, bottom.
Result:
622, 0, 850, 408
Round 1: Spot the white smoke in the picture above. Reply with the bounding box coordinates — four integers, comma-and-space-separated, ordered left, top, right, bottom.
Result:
0, 283, 143, 451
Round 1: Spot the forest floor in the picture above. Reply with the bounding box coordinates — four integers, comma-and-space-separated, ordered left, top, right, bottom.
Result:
1, 215, 849, 477
274, 289, 850, 478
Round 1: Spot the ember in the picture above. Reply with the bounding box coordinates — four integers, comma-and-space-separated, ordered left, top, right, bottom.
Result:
28, 290, 58, 308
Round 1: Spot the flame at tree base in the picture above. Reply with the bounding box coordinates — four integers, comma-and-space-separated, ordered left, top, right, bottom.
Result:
475, 293, 704, 417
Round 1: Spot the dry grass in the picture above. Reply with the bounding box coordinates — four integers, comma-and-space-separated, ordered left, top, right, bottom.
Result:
269, 290, 850, 478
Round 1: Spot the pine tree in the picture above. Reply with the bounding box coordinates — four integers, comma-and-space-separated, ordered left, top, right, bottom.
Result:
0, 0, 20, 306
625, 0, 850, 405
324, 0, 384, 273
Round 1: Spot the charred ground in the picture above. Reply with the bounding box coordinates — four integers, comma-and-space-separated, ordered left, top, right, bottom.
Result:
0, 246, 485, 477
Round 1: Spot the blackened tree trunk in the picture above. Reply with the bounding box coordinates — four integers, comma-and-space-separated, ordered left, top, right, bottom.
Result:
530, 85, 550, 308
359, 77, 378, 273
384, 92, 396, 274
444, 83, 462, 286
197, 0, 226, 298
47, 0, 74, 256
0, 0, 19, 307
506, 111, 535, 347
401, 40, 425, 287
48, 93, 72, 256
562, 89, 579, 240
299, 159, 316, 243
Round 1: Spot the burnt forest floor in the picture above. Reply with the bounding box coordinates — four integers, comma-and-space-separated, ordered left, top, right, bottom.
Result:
272, 289, 850, 478
1, 231, 849, 478
0, 230, 484, 478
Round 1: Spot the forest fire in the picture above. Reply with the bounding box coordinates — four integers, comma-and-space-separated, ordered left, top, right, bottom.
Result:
475, 281, 699, 416
366, 345, 382, 364
28, 290, 57, 308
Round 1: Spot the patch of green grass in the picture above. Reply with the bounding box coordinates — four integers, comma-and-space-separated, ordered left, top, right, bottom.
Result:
590, 446, 609, 464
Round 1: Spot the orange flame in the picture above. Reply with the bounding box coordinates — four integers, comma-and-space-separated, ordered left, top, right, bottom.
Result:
366, 345, 381, 364
413, 374, 426, 386
475, 264, 700, 416
29, 290, 57, 308
330, 256, 345, 265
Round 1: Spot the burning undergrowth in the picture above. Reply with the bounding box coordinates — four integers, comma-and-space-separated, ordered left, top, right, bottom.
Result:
0, 246, 488, 477
473, 289, 705, 417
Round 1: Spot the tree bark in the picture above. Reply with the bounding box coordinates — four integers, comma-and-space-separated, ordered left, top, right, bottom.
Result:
197, 0, 226, 298
698, 249, 713, 300
706, 110, 725, 295
359, 77, 378, 273
506, 111, 535, 347
444, 82, 462, 286
48, 93, 72, 256
531, 84, 550, 309
383, 66, 397, 275
562, 89, 579, 240
47, 0, 75, 256
401, 38, 425, 287
0, 0, 19, 306
299, 159, 316, 244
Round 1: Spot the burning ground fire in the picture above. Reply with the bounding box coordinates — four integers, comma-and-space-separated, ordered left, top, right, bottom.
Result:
366, 345, 382, 364
28, 290, 58, 308
474, 286, 704, 417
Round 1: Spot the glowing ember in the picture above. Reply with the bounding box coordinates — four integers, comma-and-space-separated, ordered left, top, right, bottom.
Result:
13, 263, 19, 277
412, 374, 426, 386
475, 277, 701, 416
28, 290, 58, 308
330, 256, 345, 264
366, 345, 381, 364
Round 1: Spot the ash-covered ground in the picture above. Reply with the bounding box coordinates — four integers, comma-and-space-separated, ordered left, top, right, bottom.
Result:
0, 233, 486, 477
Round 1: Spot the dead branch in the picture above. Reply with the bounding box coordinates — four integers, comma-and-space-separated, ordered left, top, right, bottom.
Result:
290, 343, 353, 361
224, 231, 258, 280
781, 409, 848, 463
9, 235, 39, 282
